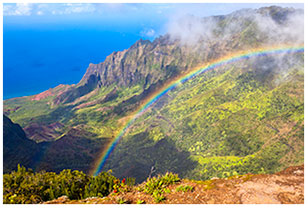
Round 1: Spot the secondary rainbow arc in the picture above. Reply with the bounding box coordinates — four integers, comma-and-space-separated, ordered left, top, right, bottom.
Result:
91, 45, 304, 176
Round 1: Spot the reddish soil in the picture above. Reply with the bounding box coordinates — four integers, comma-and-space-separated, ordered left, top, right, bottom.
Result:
44, 164, 304, 204
30, 84, 71, 102
31, 89, 54, 101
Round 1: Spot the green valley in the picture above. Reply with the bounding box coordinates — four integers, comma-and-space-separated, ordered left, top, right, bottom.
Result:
3, 6, 304, 185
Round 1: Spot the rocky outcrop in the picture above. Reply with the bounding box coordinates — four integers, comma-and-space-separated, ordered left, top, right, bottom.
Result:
53, 74, 102, 104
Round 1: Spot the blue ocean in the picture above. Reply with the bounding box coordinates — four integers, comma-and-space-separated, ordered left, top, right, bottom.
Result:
3, 16, 161, 100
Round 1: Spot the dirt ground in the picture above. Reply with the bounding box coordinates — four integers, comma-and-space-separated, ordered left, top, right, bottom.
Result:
45, 165, 304, 204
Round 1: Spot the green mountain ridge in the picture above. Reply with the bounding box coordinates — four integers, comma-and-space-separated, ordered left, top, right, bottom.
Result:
3, 6, 304, 183
105, 54, 303, 182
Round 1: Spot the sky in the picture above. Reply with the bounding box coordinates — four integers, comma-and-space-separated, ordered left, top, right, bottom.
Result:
3, 3, 304, 99
3, 3, 304, 38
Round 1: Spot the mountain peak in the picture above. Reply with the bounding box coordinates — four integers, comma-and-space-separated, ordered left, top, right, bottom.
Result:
130, 38, 151, 49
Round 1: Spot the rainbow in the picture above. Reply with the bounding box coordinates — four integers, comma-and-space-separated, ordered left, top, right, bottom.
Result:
90, 45, 304, 176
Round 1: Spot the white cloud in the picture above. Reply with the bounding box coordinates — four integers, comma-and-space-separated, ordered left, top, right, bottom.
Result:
253, 10, 304, 45
3, 3, 97, 16
140, 28, 156, 38
4, 3, 33, 16
166, 7, 304, 46
166, 14, 217, 46
64, 3, 96, 14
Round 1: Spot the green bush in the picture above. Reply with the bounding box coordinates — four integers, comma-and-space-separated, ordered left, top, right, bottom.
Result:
143, 172, 180, 203
176, 185, 194, 192
143, 172, 180, 195
84, 171, 117, 198
152, 190, 166, 203
3, 165, 118, 204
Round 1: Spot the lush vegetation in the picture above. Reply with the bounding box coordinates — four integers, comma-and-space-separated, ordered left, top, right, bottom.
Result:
105, 54, 304, 181
4, 54, 303, 183
4, 165, 184, 204
3, 6, 304, 189
3, 165, 121, 204
4, 54, 304, 184
143, 172, 180, 194
139, 172, 180, 203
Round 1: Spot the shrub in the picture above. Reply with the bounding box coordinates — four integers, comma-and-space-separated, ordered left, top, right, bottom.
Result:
136, 199, 145, 204
176, 185, 194, 192
116, 197, 128, 204
143, 172, 180, 203
84, 171, 117, 198
3, 165, 119, 204
152, 190, 166, 203
143, 172, 180, 195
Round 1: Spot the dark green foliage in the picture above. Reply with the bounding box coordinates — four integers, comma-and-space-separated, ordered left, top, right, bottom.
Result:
35, 129, 108, 174
3, 115, 110, 175
3, 166, 182, 204
84, 171, 117, 198
3, 165, 117, 204
111, 54, 303, 181
103, 132, 197, 183
125, 177, 136, 187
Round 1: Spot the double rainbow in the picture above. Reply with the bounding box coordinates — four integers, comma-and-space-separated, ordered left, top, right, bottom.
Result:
90, 45, 304, 176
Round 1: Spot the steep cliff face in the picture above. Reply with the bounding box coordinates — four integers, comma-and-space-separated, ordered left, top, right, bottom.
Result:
54, 6, 302, 105
53, 74, 102, 104
3, 115, 40, 172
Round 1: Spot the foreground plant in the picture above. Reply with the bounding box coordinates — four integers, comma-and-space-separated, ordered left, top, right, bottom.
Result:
143, 172, 180, 203
3, 165, 118, 204
176, 185, 194, 192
